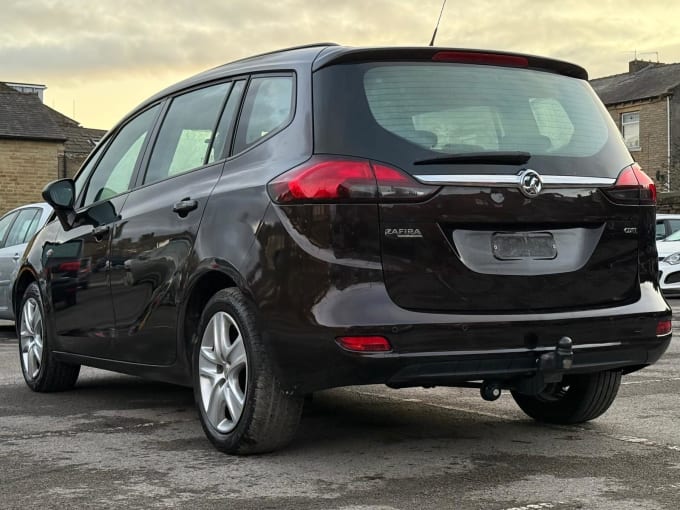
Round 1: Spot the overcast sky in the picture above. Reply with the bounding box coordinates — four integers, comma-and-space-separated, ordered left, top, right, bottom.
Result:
3, 0, 680, 129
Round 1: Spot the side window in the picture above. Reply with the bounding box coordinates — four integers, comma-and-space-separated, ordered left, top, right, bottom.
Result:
668, 220, 680, 236
82, 105, 160, 207
0, 212, 17, 248
656, 221, 667, 240
233, 75, 294, 153
144, 83, 231, 185
74, 140, 108, 204
209, 80, 246, 162
4, 208, 40, 248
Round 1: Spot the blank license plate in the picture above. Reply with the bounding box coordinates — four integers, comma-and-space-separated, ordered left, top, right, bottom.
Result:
492, 232, 557, 260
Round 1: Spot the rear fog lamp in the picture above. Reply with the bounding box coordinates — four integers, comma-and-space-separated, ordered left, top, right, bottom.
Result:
656, 319, 672, 337
336, 336, 392, 352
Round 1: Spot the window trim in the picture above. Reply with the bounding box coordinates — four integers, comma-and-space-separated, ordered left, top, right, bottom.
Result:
621, 111, 640, 151
229, 71, 297, 158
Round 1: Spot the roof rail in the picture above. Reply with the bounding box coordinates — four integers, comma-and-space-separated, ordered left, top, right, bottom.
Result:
226, 42, 340, 66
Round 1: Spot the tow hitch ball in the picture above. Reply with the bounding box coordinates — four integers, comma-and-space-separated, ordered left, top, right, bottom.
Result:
480, 337, 574, 401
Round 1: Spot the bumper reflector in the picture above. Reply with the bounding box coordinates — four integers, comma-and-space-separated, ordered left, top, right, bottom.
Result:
337, 336, 392, 352
656, 319, 672, 337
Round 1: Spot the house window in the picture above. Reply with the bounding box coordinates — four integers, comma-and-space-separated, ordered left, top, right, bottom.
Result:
621, 112, 640, 150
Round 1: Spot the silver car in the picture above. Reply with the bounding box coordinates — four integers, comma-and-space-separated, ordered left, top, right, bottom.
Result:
0, 203, 52, 320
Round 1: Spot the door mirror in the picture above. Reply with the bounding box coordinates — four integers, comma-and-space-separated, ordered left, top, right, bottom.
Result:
42, 179, 75, 210
42, 179, 76, 230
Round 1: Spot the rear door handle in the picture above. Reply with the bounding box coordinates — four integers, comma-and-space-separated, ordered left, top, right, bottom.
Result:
173, 198, 198, 217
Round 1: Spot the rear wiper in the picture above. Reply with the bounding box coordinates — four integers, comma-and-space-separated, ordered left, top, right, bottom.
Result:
414, 151, 531, 166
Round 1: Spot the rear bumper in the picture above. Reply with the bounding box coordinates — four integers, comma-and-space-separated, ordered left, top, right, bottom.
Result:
259, 280, 672, 393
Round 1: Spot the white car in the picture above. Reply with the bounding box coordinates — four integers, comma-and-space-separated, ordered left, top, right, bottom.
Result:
657, 228, 680, 296
0, 203, 52, 319
656, 214, 680, 240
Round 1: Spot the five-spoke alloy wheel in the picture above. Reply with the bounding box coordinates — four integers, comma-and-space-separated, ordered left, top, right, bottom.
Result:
18, 282, 80, 392
198, 311, 248, 433
192, 288, 303, 455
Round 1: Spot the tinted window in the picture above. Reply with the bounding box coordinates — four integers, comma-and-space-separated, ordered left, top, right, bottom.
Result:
145, 83, 231, 185
668, 220, 680, 235
210, 80, 245, 162
4, 208, 40, 247
363, 64, 609, 157
83, 105, 160, 206
0, 212, 17, 248
233, 76, 294, 153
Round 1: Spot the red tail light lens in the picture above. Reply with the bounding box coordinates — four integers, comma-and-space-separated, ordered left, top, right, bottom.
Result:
268, 157, 437, 204
337, 336, 392, 352
656, 319, 672, 337
432, 51, 528, 68
604, 163, 656, 205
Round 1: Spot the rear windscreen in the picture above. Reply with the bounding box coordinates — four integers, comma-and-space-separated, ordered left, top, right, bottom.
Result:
313, 62, 632, 177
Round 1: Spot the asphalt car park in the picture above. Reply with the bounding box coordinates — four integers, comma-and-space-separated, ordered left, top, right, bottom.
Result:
0, 307, 679, 510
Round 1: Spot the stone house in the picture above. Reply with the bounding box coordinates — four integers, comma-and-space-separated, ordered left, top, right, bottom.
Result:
591, 60, 680, 191
0, 82, 105, 215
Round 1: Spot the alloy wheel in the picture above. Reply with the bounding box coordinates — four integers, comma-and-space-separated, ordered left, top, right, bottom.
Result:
198, 311, 248, 433
20, 298, 43, 380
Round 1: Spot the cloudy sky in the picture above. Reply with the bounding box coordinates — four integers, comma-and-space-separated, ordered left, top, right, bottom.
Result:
3, 0, 680, 129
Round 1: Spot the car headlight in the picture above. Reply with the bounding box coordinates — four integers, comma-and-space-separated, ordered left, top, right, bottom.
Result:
663, 252, 680, 265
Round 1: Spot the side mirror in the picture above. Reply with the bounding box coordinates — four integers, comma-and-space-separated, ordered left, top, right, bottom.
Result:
42, 179, 75, 210
42, 179, 76, 230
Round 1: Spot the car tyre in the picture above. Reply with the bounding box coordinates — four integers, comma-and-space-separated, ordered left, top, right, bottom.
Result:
192, 288, 303, 454
19, 282, 80, 392
511, 370, 621, 424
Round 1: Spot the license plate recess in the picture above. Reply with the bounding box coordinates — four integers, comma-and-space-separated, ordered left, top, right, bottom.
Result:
491, 232, 557, 260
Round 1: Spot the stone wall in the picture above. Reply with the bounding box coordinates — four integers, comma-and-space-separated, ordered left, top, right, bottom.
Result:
657, 191, 680, 213
0, 139, 62, 215
606, 99, 671, 189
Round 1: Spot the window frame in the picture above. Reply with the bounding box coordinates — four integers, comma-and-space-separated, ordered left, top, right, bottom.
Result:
76, 102, 164, 210
230, 71, 297, 158
621, 111, 640, 151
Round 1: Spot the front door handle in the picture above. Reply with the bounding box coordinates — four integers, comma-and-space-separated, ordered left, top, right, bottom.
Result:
173, 198, 198, 217
92, 225, 110, 241
12, 253, 20, 262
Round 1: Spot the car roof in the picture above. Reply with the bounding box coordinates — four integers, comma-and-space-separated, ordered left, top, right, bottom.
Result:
113, 44, 588, 135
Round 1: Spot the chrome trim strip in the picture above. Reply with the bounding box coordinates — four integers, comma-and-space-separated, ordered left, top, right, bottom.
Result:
414, 174, 615, 188
382, 342, 622, 358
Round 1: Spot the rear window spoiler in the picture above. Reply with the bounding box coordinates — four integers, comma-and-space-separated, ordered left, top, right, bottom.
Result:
312, 46, 588, 80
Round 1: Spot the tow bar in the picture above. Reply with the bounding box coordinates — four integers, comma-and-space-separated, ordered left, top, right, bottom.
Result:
480, 336, 575, 401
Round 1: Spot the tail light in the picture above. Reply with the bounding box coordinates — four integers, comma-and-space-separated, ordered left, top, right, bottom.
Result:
267, 157, 437, 204
604, 163, 656, 205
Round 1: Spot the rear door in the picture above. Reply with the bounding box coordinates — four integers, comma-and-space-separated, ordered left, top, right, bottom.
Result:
107, 80, 244, 365
313, 57, 646, 313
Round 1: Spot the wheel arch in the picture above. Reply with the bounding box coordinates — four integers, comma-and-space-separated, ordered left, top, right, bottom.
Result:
179, 259, 254, 374
12, 267, 39, 326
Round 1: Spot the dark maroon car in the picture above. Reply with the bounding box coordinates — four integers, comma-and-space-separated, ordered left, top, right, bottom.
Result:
15, 44, 671, 454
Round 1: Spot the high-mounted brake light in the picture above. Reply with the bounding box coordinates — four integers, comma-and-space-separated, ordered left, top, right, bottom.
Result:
432, 51, 529, 68
267, 157, 437, 204
336, 336, 392, 352
604, 163, 656, 205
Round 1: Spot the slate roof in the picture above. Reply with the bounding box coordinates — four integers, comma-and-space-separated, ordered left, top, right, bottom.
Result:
591, 62, 680, 105
43, 105, 106, 154
0, 83, 66, 142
